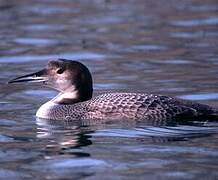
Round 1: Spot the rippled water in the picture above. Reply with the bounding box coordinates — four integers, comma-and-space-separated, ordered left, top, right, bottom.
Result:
0, 0, 218, 179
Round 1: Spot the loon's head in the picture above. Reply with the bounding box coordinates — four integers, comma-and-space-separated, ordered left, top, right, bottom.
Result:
8, 59, 93, 104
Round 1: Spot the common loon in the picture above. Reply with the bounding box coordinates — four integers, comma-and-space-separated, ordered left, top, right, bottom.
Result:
8, 59, 218, 122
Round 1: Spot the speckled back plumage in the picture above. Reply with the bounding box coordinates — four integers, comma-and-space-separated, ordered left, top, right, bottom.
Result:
37, 93, 217, 122
83, 93, 215, 121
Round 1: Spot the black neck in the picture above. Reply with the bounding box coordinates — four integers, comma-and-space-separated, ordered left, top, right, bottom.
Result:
76, 83, 93, 102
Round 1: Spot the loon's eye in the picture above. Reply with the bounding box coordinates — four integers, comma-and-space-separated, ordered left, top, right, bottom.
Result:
56, 68, 64, 74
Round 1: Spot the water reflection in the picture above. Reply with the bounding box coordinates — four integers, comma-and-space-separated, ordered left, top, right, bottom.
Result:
36, 118, 93, 157
0, 51, 107, 63
14, 38, 58, 46
36, 117, 218, 153
171, 16, 218, 27
32, 118, 218, 179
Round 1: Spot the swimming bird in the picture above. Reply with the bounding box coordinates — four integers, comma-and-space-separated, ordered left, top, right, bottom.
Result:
8, 59, 218, 122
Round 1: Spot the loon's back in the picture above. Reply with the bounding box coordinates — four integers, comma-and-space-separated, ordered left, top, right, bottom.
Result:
83, 93, 218, 121
36, 93, 218, 121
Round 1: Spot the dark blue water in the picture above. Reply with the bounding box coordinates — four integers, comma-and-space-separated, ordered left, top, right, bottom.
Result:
0, 0, 218, 179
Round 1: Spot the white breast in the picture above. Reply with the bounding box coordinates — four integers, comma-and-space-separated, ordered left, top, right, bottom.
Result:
36, 101, 58, 119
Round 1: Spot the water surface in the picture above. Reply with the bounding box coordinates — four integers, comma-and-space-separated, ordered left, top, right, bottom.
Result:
0, 0, 218, 179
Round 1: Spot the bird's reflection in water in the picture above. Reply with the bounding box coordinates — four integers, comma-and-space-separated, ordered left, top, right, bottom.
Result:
36, 118, 218, 157
36, 118, 94, 157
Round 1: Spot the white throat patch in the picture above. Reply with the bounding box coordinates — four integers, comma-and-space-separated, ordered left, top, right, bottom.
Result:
53, 90, 78, 103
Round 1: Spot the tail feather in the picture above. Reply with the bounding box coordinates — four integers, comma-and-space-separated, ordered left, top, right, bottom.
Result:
194, 104, 218, 121
180, 99, 218, 121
